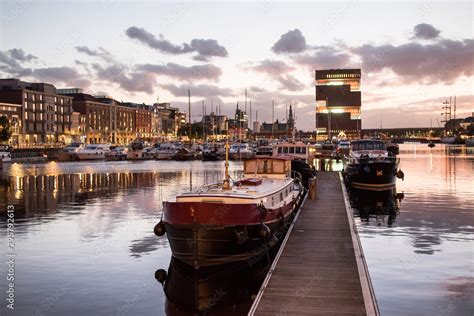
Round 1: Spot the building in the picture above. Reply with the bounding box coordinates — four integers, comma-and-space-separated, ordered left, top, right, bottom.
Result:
121, 102, 153, 140
201, 112, 228, 140
256, 104, 295, 140
0, 78, 73, 146
315, 69, 361, 139
154, 103, 186, 139
66, 93, 113, 144
0, 102, 22, 145
228, 105, 248, 140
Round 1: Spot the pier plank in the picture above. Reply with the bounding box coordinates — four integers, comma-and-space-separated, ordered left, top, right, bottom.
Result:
250, 172, 377, 315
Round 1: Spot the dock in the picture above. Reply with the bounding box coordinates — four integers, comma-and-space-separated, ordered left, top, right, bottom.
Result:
249, 172, 379, 316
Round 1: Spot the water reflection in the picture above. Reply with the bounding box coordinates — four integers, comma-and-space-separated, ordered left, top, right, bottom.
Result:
356, 144, 474, 315
157, 258, 270, 315
349, 187, 404, 227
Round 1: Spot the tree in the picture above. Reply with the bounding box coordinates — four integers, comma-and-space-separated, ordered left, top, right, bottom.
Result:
0, 115, 12, 143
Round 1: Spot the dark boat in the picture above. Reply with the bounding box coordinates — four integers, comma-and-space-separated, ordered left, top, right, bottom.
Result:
343, 139, 402, 191
202, 143, 225, 161
155, 156, 305, 267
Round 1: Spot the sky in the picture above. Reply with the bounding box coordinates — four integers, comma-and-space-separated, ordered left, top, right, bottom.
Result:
0, 0, 473, 130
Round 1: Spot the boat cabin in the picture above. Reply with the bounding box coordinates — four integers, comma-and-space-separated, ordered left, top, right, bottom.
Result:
351, 140, 386, 151
244, 157, 291, 179
272, 142, 315, 161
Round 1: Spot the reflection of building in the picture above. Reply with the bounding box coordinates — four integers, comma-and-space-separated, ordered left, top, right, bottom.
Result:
315, 69, 361, 139
0, 79, 73, 146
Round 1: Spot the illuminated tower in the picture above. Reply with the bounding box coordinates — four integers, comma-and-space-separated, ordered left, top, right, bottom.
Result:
315, 69, 361, 140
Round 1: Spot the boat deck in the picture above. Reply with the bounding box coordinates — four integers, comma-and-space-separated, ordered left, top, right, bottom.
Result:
178, 177, 293, 200
249, 171, 379, 315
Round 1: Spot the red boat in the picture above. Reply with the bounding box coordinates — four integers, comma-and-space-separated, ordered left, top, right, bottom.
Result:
154, 156, 305, 267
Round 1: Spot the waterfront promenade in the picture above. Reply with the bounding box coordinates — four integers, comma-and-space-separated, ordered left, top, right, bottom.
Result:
249, 172, 378, 315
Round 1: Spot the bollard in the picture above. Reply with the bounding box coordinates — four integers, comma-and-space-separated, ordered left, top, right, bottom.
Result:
308, 177, 317, 200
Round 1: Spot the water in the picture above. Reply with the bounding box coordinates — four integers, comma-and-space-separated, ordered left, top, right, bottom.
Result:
0, 144, 473, 315
349, 144, 474, 316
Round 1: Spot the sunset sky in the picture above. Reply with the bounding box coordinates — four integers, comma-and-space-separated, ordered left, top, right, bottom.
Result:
1, 1, 472, 130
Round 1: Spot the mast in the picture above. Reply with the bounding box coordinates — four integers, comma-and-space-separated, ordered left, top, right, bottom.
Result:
272, 99, 275, 140
223, 128, 231, 190
454, 96, 457, 132
188, 90, 191, 139
202, 100, 205, 141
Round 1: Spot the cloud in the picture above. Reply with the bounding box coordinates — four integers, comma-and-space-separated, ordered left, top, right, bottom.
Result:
272, 29, 307, 54
126, 26, 192, 54
94, 63, 156, 94
0, 49, 35, 76
8, 48, 37, 62
413, 23, 441, 40
248, 59, 305, 91
189, 39, 228, 60
125, 26, 228, 60
75, 46, 114, 63
296, 46, 352, 69
136, 62, 222, 81
353, 38, 474, 83
160, 83, 234, 97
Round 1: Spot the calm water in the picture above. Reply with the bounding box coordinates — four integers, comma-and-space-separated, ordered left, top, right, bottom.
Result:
350, 144, 474, 316
0, 144, 472, 315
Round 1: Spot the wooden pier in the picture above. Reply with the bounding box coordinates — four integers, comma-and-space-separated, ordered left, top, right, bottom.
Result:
249, 172, 379, 316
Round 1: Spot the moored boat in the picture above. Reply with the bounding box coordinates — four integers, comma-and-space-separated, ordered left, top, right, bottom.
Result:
272, 141, 316, 163
0, 145, 12, 163
155, 155, 305, 267
229, 142, 255, 160
74, 144, 110, 160
154, 143, 178, 160
343, 139, 402, 191
202, 142, 225, 161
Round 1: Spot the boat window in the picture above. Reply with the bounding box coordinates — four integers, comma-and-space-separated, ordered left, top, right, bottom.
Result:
280, 192, 283, 201
278, 147, 282, 154
352, 141, 385, 151
289, 147, 295, 154
283, 147, 288, 154
295, 147, 301, 154
301, 147, 306, 154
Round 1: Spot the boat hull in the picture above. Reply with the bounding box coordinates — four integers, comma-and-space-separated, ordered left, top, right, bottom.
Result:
162, 196, 302, 267
74, 153, 106, 160
344, 160, 399, 191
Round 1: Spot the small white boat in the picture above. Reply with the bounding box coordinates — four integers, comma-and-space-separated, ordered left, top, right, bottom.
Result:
229, 143, 255, 160
154, 143, 178, 160
75, 144, 110, 160
0, 145, 12, 163
64, 141, 84, 154
106, 146, 128, 161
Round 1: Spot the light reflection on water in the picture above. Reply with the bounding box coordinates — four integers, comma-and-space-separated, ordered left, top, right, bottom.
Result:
350, 144, 474, 316
0, 145, 472, 315
0, 160, 243, 315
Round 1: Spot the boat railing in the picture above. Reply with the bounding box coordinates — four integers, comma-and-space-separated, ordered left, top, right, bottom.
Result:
344, 155, 400, 165
291, 170, 303, 185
